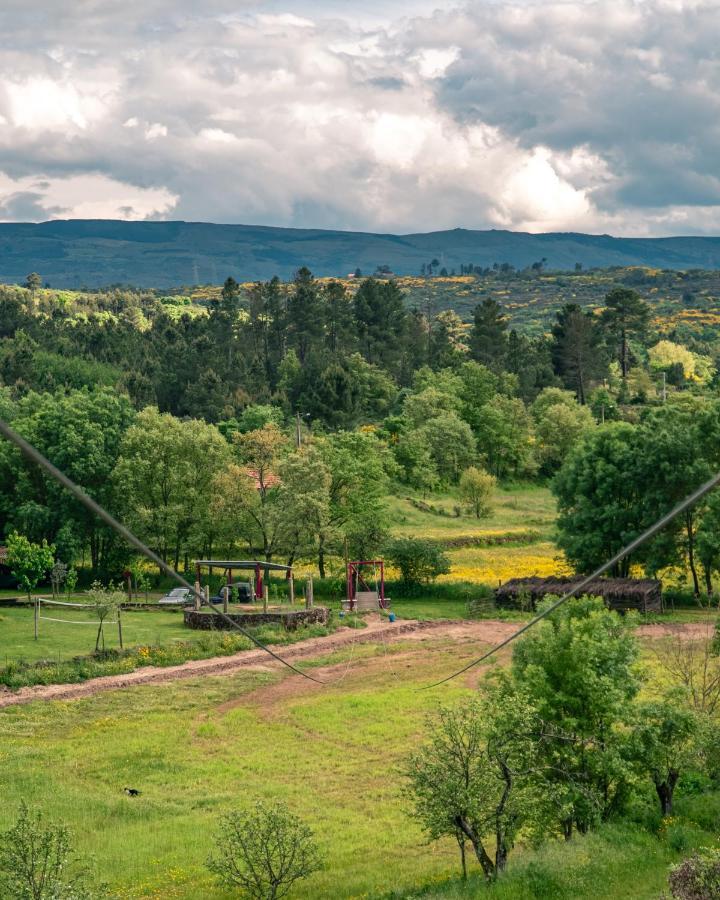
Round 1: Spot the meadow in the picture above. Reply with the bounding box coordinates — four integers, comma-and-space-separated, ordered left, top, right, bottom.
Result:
0, 632, 716, 900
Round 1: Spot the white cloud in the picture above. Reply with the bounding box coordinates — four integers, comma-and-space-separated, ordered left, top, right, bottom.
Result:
0, 171, 177, 221
0, 0, 719, 235
411, 46, 459, 78
145, 123, 168, 140
5, 78, 105, 130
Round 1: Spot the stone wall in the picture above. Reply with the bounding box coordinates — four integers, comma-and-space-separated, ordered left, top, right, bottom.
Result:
183, 606, 330, 631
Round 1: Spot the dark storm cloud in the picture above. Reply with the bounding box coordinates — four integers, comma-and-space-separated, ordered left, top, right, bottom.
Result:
429, 1, 720, 215
0, 191, 66, 220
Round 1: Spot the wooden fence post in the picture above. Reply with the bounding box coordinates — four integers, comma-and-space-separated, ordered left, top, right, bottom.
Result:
289, 574, 295, 606
117, 605, 124, 649
34, 599, 39, 640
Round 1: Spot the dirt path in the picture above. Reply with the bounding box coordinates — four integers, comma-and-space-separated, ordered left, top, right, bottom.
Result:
0, 617, 708, 709
0, 616, 451, 708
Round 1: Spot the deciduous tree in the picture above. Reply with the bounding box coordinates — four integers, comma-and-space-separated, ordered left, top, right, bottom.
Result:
207, 801, 322, 900
459, 466, 496, 518
6, 532, 54, 600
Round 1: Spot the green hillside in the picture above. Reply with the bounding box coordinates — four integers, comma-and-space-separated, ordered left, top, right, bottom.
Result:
6, 220, 720, 288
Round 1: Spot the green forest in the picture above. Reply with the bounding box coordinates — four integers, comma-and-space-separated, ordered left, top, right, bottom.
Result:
2, 266, 720, 900
3, 266, 720, 592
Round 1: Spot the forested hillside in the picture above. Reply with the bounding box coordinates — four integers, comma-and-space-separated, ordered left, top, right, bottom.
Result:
3, 266, 720, 596
7, 220, 720, 286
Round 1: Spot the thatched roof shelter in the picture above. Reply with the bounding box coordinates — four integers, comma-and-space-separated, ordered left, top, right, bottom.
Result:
495, 576, 662, 613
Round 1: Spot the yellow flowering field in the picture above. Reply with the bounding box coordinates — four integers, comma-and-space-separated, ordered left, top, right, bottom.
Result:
438, 542, 571, 586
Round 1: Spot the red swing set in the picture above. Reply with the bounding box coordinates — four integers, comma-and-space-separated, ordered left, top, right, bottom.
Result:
345, 559, 388, 611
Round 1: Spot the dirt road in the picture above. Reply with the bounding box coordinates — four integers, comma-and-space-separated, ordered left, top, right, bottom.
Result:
0, 616, 709, 709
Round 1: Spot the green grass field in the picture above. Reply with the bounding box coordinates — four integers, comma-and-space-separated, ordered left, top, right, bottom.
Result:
0, 605, 193, 665
386, 485, 566, 586
0, 633, 715, 900
387, 484, 556, 541
0, 639, 473, 899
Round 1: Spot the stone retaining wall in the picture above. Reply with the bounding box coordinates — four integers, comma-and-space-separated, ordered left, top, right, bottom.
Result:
183, 606, 330, 631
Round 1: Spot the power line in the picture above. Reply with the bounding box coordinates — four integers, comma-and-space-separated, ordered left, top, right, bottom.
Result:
421, 469, 720, 690
0, 417, 324, 685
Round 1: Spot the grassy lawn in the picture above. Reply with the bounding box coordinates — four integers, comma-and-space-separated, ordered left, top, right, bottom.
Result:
0, 633, 714, 900
0, 640, 474, 899
0, 605, 192, 665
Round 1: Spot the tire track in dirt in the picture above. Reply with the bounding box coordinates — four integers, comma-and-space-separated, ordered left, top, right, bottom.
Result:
0, 617, 453, 708
0, 617, 706, 709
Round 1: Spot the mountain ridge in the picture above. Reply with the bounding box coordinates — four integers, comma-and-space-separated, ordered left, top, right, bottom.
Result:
3, 219, 720, 288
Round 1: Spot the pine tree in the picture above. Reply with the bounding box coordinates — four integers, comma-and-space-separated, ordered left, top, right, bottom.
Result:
287, 267, 324, 364
469, 297, 508, 371
601, 287, 649, 379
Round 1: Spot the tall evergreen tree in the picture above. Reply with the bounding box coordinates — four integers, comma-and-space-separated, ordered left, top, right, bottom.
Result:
287, 267, 324, 364
469, 297, 508, 371
354, 278, 408, 375
601, 287, 649, 379
323, 280, 354, 354
551, 304, 606, 404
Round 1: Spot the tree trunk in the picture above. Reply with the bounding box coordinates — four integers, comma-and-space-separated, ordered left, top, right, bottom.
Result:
655, 771, 679, 816
563, 819, 573, 841
495, 839, 508, 873
704, 563, 714, 598
318, 536, 326, 580
456, 835, 467, 880
455, 816, 495, 881
686, 511, 700, 597
621, 329, 629, 379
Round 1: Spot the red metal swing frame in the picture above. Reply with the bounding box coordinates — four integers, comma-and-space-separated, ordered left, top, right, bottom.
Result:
346, 559, 387, 610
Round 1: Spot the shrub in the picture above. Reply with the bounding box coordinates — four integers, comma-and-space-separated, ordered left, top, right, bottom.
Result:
459, 466, 496, 519
384, 537, 450, 586
207, 800, 323, 899
0, 802, 98, 899
668, 848, 720, 899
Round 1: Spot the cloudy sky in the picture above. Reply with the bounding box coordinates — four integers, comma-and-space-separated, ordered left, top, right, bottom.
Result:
0, 0, 718, 235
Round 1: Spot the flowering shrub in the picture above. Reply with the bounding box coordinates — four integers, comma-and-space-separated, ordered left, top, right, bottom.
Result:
669, 848, 720, 899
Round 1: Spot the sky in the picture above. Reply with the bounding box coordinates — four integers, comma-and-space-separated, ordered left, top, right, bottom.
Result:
0, 0, 719, 236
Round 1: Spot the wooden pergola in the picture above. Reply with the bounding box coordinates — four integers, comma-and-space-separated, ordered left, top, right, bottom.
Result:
194, 560, 294, 605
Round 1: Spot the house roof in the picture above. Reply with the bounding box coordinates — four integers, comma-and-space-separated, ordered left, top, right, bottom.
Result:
244, 468, 281, 489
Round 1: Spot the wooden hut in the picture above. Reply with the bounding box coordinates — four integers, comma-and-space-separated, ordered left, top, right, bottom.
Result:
495, 576, 662, 614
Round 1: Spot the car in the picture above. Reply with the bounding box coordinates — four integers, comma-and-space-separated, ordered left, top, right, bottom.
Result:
158, 587, 191, 605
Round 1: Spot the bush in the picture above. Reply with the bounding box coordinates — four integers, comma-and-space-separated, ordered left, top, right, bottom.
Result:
0, 802, 98, 899
458, 466, 496, 519
207, 800, 323, 899
669, 848, 720, 899
384, 537, 450, 586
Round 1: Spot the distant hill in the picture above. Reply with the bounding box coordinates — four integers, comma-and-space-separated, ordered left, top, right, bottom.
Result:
3, 220, 720, 288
